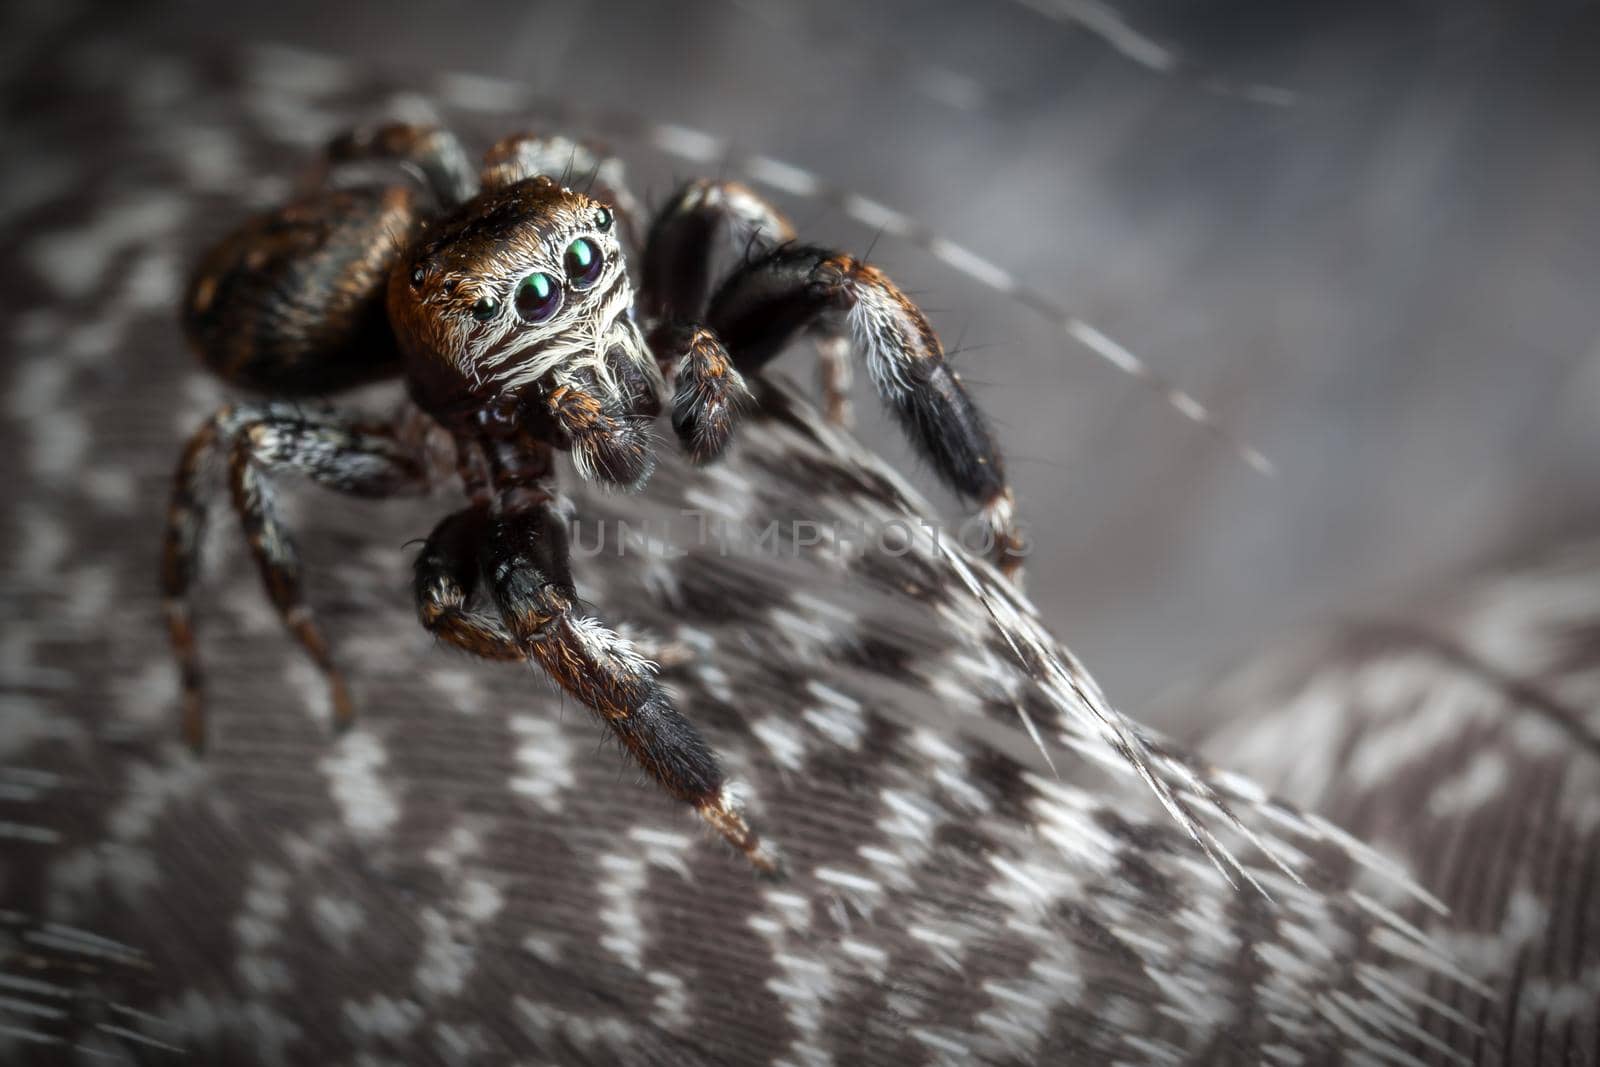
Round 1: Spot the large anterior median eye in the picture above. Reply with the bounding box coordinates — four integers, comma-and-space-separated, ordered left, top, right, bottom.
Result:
563, 237, 604, 290
515, 272, 562, 323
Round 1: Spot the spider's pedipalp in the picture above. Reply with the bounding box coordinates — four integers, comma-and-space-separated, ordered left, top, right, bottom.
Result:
542, 374, 658, 489
650, 323, 750, 464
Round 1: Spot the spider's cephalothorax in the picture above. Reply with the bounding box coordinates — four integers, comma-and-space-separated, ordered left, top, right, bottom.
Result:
164, 124, 1025, 873
391, 176, 662, 490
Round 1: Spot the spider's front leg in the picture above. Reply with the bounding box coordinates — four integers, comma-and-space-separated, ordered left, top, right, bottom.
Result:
700, 242, 1024, 578
413, 501, 778, 875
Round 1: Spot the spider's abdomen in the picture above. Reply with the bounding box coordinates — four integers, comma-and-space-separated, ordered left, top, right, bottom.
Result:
183, 185, 421, 395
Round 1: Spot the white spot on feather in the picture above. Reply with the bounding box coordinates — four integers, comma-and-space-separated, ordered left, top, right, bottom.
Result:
320, 732, 399, 838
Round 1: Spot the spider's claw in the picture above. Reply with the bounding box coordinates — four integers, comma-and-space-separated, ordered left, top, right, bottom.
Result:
696, 784, 782, 877
815, 334, 854, 428
328, 676, 357, 735
165, 599, 208, 753
181, 693, 207, 755
981, 488, 1027, 585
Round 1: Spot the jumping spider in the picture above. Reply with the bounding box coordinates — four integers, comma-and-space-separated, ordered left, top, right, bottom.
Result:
163, 123, 1022, 873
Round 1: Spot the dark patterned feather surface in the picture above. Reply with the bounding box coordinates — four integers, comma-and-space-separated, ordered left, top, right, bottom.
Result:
0, 33, 1592, 1067
1174, 542, 1600, 1065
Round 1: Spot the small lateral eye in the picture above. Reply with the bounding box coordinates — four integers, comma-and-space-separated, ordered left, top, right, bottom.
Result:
472, 295, 501, 322
594, 206, 613, 231
563, 237, 604, 289
515, 272, 562, 322
410, 265, 426, 288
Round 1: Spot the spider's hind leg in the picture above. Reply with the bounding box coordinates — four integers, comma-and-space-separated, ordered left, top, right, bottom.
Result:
708, 245, 1025, 578
163, 404, 427, 750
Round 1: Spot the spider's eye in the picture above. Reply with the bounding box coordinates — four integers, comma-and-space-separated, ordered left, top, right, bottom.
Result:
562, 237, 605, 290
472, 295, 501, 322
514, 272, 562, 323
594, 206, 613, 231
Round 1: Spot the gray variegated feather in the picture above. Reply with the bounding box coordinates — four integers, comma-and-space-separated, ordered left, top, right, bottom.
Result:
0, 37, 1579, 1067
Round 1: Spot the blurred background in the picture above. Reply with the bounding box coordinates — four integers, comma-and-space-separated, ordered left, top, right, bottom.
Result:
11, 0, 1600, 718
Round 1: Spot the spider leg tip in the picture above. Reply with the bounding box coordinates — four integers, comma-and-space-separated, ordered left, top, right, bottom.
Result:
751, 847, 786, 881
180, 694, 208, 756
696, 783, 782, 876
329, 682, 357, 734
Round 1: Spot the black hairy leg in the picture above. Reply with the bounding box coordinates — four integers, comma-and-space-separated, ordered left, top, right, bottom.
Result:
411, 498, 775, 872
641, 179, 797, 323
643, 192, 1010, 526
484, 502, 776, 872
413, 506, 524, 662
413, 505, 694, 669
162, 403, 428, 750
323, 122, 478, 208
704, 244, 1023, 577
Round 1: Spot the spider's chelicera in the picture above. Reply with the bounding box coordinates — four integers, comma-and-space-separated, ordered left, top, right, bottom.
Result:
164, 123, 1023, 872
